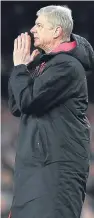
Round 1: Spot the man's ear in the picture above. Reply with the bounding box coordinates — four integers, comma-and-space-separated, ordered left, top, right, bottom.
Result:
53, 26, 62, 39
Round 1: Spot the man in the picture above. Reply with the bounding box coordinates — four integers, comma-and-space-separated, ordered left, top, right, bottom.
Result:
8, 5, 94, 218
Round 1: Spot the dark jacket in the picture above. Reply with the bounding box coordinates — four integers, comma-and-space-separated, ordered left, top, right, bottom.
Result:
8, 34, 94, 218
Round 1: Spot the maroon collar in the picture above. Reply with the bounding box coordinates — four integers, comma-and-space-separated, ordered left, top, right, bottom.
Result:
51, 41, 77, 53
38, 41, 77, 74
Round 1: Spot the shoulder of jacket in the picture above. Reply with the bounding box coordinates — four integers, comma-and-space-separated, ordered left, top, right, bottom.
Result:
42, 53, 82, 76
50, 52, 79, 66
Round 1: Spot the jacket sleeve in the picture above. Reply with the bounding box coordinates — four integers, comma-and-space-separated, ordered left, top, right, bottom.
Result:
9, 62, 81, 115
8, 79, 21, 117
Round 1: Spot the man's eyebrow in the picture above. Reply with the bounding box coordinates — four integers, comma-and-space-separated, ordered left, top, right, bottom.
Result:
35, 21, 43, 26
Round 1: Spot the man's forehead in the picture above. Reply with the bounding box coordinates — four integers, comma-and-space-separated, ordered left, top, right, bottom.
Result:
35, 15, 48, 24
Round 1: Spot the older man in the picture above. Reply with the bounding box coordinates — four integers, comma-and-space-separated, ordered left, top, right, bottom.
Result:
8, 5, 94, 218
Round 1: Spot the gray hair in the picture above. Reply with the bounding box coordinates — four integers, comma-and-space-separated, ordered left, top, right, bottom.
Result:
36, 5, 73, 40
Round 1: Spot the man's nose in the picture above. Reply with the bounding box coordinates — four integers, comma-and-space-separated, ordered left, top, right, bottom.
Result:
30, 26, 36, 33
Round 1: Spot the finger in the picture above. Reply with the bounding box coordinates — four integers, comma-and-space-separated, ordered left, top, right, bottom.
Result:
32, 49, 40, 57
21, 33, 25, 50
14, 38, 18, 51
30, 49, 40, 62
25, 32, 31, 53
8, 211, 11, 218
18, 35, 22, 49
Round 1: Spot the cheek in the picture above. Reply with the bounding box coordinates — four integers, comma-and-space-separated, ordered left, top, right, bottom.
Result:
40, 30, 51, 41
34, 31, 53, 46
44, 35, 53, 43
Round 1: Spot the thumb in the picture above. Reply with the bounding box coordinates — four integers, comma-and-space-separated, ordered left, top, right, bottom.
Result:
30, 49, 40, 62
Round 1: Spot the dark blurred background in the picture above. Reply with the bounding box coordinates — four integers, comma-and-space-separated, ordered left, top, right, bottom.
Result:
1, 1, 94, 218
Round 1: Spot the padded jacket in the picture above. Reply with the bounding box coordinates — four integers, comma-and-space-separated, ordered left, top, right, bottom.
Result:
8, 34, 94, 218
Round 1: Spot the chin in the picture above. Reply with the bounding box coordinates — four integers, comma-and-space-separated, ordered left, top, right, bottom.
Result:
34, 42, 40, 47
34, 39, 40, 47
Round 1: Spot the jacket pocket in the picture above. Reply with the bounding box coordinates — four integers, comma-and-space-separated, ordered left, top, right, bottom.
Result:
13, 163, 58, 206
13, 167, 48, 206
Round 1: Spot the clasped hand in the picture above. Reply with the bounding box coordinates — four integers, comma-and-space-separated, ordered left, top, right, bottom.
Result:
13, 32, 39, 66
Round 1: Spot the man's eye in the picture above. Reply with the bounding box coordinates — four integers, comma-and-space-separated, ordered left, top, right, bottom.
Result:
36, 23, 42, 28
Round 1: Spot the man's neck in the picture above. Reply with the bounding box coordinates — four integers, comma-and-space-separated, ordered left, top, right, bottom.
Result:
43, 38, 70, 54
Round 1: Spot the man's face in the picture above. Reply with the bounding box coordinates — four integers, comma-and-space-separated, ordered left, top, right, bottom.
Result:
30, 15, 55, 49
